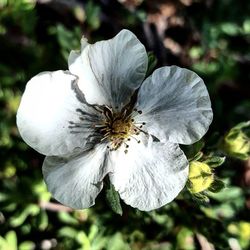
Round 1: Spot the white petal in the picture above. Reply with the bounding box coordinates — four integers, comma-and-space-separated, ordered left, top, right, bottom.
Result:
16, 70, 102, 156
43, 143, 108, 209
68, 29, 148, 109
109, 138, 189, 211
135, 66, 213, 145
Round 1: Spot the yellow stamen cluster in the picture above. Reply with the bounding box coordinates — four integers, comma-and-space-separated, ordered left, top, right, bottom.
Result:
104, 118, 134, 149
97, 106, 143, 151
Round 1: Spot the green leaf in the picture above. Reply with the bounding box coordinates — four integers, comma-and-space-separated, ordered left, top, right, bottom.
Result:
181, 140, 205, 160
146, 52, 157, 77
58, 211, 78, 225
37, 210, 48, 231
204, 156, 226, 168
58, 227, 78, 238
105, 182, 123, 215
85, 1, 101, 30
106, 233, 130, 250
6, 231, 17, 250
10, 205, 40, 227
76, 231, 91, 250
19, 241, 35, 250
209, 186, 243, 202
208, 179, 225, 193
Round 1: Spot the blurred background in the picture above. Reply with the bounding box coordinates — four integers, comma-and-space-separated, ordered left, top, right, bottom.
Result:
0, 0, 250, 249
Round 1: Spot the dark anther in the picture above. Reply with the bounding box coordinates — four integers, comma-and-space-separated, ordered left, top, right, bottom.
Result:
138, 110, 142, 114
124, 149, 128, 154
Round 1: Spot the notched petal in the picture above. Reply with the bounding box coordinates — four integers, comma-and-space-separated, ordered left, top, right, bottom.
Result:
135, 66, 213, 145
68, 29, 148, 109
109, 138, 189, 211
43, 143, 109, 209
16, 70, 100, 156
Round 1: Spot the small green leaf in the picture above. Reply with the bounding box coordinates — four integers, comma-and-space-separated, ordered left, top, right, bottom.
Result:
58, 211, 78, 225
204, 156, 226, 168
209, 186, 243, 202
105, 182, 123, 215
37, 210, 48, 231
192, 152, 203, 161
106, 233, 130, 250
19, 241, 35, 250
76, 231, 91, 249
146, 52, 157, 77
6, 231, 17, 250
58, 227, 78, 238
85, 1, 101, 30
182, 140, 205, 160
208, 179, 225, 193
10, 204, 39, 228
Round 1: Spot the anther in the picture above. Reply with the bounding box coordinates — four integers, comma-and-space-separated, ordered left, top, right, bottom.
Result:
124, 149, 128, 154
138, 110, 142, 114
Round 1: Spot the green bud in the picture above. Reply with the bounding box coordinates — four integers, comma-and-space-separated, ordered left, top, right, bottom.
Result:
223, 121, 250, 160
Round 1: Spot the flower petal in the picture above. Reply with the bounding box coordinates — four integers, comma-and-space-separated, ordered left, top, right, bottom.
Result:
68, 29, 148, 109
16, 70, 102, 156
134, 66, 213, 145
109, 138, 189, 211
42, 143, 108, 209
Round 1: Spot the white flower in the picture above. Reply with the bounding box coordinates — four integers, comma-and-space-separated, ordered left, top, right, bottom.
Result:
16, 30, 213, 211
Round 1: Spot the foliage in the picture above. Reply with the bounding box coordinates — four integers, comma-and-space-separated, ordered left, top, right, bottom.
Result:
0, 0, 250, 249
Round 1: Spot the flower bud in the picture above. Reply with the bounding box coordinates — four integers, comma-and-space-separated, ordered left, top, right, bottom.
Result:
187, 161, 214, 194
224, 121, 250, 160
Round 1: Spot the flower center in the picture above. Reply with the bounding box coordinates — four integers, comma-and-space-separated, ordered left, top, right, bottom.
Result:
106, 118, 133, 149
68, 105, 145, 153
98, 106, 145, 152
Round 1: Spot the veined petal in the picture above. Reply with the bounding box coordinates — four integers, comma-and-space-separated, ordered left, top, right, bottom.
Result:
42, 143, 108, 209
68, 29, 148, 109
134, 66, 213, 145
109, 138, 189, 211
16, 70, 102, 156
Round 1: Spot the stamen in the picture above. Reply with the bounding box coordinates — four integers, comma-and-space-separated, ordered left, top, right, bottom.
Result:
130, 135, 141, 143
89, 105, 147, 151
